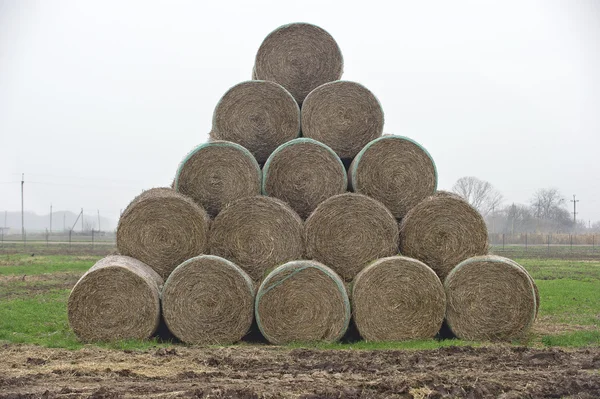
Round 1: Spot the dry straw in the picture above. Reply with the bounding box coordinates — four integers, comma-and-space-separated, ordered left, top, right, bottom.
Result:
209, 196, 304, 282
68, 255, 162, 342
210, 80, 300, 164
305, 193, 399, 282
255, 260, 350, 344
161, 255, 254, 345
352, 256, 446, 341
301, 81, 384, 160
253, 22, 343, 105
399, 192, 488, 281
444, 255, 537, 341
117, 187, 210, 280
349, 135, 437, 220
174, 141, 262, 218
262, 138, 347, 219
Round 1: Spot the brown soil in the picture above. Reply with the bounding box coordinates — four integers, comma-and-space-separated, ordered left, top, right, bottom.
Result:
0, 344, 598, 398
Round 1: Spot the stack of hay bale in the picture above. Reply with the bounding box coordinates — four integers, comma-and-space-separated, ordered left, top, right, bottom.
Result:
68, 22, 538, 345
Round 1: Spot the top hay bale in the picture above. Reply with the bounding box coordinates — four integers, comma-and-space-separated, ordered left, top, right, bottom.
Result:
253, 22, 343, 105
349, 135, 437, 219
301, 81, 384, 160
117, 187, 210, 280
210, 80, 301, 164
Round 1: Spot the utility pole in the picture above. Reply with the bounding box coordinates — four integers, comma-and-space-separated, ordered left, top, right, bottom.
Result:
49, 204, 53, 233
571, 195, 579, 226
97, 210, 101, 232
21, 173, 24, 242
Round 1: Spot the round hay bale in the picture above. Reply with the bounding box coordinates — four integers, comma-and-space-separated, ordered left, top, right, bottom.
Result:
117, 188, 210, 280
444, 255, 537, 341
253, 23, 343, 104
304, 193, 399, 282
174, 141, 261, 218
210, 80, 300, 164
399, 193, 488, 281
301, 81, 384, 160
68, 255, 162, 342
209, 196, 304, 282
352, 256, 445, 341
349, 135, 437, 219
161, 255, 254, 345
255, 260, 350, 344
262, 138, 347, 219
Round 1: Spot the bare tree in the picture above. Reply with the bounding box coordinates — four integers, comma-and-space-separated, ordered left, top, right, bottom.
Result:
452, 176, 504, 216
530, 188, 566, 220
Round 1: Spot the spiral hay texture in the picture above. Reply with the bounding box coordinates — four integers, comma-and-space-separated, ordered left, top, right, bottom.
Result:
352, 256, 446, 341
262, 138, 347, 219
209, 196, 304, 282
305, 193, 399, 282
210, 80, 300, 164
68, 255, 162, 342
253, 22, 343, 105
444, 255, 537, 341
161, 255, 254, 345
399, 193, 488, 281
349, 136, 437, 219
255, 260, 350, 344
117, 188, 210, 280
175, 141, 261, 218
301, 81, 384, 160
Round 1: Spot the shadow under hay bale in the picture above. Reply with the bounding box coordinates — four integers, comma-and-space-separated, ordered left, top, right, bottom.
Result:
349, 135, 437, 220
174, 141, 262, 218
253, 22, 343, 105
444, 255, 537, 341
68, 255, 162, 342
210, 80, 300, 164
262, 138, 347, 219
117, 188, 210, 280
255, 260, 350, 345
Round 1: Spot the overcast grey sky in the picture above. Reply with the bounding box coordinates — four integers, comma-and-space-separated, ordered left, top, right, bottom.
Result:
1, 0, 599, 229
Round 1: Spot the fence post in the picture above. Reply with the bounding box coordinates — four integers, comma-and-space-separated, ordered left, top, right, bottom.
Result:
502, 233, 505, 251
92, 229, 94, 249
570, 234, 573, 251
46, 228, 49, 247
593, 235, 595, 251
525, 233, 528, 251
547, 235, 550, 253
69, 230, 72, 251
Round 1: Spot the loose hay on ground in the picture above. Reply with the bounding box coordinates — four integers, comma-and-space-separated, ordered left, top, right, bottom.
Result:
161, 255, 254, 345
352, 256, 446, 341
262, 138, 347, 219
68, 255, 162, 342
255, 260, 350, 344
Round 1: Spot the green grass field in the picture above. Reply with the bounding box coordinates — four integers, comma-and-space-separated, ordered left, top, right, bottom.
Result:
0, 254, 598, 350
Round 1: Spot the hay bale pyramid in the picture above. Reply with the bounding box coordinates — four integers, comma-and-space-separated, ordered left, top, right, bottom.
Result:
69, 22, 538, 345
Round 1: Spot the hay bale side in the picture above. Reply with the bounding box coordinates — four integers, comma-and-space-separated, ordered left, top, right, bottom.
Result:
444, 255, 537, 341
175, 141, 261, 218
301, 81, 384, 160
68, 255, 162, 342
210, 80, 300, 164
305, 193, 399, 282
399, 193, 488, 281
262, 138, 347, 219
349, 135, 437, 219
253, 22, 343, 104
117, 188, 210, 280
255, 260, 350, 344
352, 256, 445, 341
209, 196, 304, 282
161, 255, 254, 345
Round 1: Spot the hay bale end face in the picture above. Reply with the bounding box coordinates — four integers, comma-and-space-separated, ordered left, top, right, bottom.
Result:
68, 255, 162, 342
399, 193, 488, 281
262, 138, 347, 219
352, 256, 446, 341
175, 141, 261, 218
255, 260, 350, 345
161, 255, 254, 345
301, 81, 384, 160
210, 80, 300, 164
444, 255, 537, 341
253, 22, 343, 105
349, 135, 437, 219
305, 193, 399, 282
209, 196, 304, 282
117, 188, 210, 280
